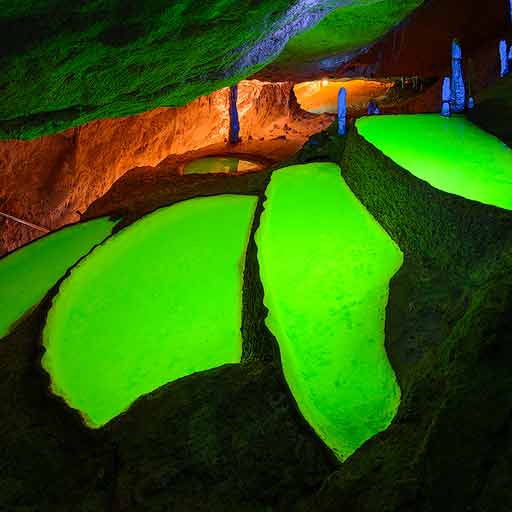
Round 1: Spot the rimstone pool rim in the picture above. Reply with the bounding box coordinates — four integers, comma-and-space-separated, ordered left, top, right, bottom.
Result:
8, 122, 511, 462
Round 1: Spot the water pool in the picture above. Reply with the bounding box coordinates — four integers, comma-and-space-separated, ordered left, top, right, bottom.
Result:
357, 114, 512, 210
183, 157, 262, 174
0, 217, 116, 339
43, 195, 257, 427
256, 163, 403, 460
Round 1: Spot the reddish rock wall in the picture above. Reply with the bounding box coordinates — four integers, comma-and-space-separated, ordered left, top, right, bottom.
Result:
0, 81, 332, 254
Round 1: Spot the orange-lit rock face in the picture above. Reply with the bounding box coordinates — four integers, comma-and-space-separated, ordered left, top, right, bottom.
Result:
0, 80, 332, 254
294, 79, 394, 114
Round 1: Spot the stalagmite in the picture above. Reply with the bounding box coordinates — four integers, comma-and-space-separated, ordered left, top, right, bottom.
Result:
451, 40, 466, 113
499, 40, 509, 77
229, 84, 241, 145
468, 97, 475, 109
338, 87, 347, 136
367, 100, 380, 115
441, 76, 451, 117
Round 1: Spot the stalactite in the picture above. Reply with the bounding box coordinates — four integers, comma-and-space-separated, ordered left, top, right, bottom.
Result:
441, 77, 451, 117
450, 40, 465, 113
229, 84, 240, 145
499, 40, 509, 77
337, 87, 347, 136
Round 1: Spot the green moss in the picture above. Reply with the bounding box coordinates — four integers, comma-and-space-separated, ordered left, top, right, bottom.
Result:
256, 163, 402, 460
0, 217, 116, 339
0, 0, 423, 139
43, 195, 257, 427
0, 0, 292, 139
275, 0, 422, 66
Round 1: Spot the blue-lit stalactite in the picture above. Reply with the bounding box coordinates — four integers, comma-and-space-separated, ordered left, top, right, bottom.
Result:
451, 40, 465, 113
229, 84, 241, 145
441, 77, 451, 117
338, 87, 347, 136
500, 40, 509, 77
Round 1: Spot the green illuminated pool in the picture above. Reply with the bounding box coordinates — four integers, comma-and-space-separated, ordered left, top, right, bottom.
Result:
43, 195, 257, 427
256, 163, 403, 460
357, 114, 512, 210
183, 157, 262, 174
0, 218, 116, 339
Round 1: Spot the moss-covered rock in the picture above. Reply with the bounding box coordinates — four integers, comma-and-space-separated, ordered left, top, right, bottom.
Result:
267, 0, 422, 75
0, 0, 422, 140
297, 125, 512, 511
0, 170, 335, 511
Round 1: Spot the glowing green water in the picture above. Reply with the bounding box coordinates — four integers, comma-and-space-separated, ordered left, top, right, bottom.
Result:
256, 163, 402, 460
43, 195, 257, 427
357, 114, 512, 210
0, 218, 116, 339
183, 157, 261, 174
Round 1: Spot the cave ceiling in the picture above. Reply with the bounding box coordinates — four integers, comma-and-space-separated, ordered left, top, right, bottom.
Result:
0, 0, 423, 140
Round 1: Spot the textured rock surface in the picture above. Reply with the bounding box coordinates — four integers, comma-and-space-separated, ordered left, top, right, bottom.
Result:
0, 0, 398, 140
262, 0, 509, 81
0, 80, 333, 254
294, 125, 512, 511
262, 0, 423, 79
468, 73, 512, 148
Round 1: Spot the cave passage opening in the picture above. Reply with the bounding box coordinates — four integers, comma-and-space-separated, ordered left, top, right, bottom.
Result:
0, 217, 117, 339
256, 163, 403, 460
357, 114, 512, 211
42, 195, 257, 428
294, 78, 396, 114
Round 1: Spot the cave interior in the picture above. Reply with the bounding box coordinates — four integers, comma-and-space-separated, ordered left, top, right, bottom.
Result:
1, 1, 512, 511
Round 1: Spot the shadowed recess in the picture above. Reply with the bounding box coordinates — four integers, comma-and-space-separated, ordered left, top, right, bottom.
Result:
0, 217, 116, 339
255, 163, 402, 460
357, 114, 512, 210
42, 195, 257, 427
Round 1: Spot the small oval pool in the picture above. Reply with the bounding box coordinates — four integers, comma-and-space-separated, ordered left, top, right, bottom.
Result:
183, 156, 263, 175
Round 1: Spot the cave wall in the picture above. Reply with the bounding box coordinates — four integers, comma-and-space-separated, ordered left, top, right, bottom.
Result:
0, 81, 333, 254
